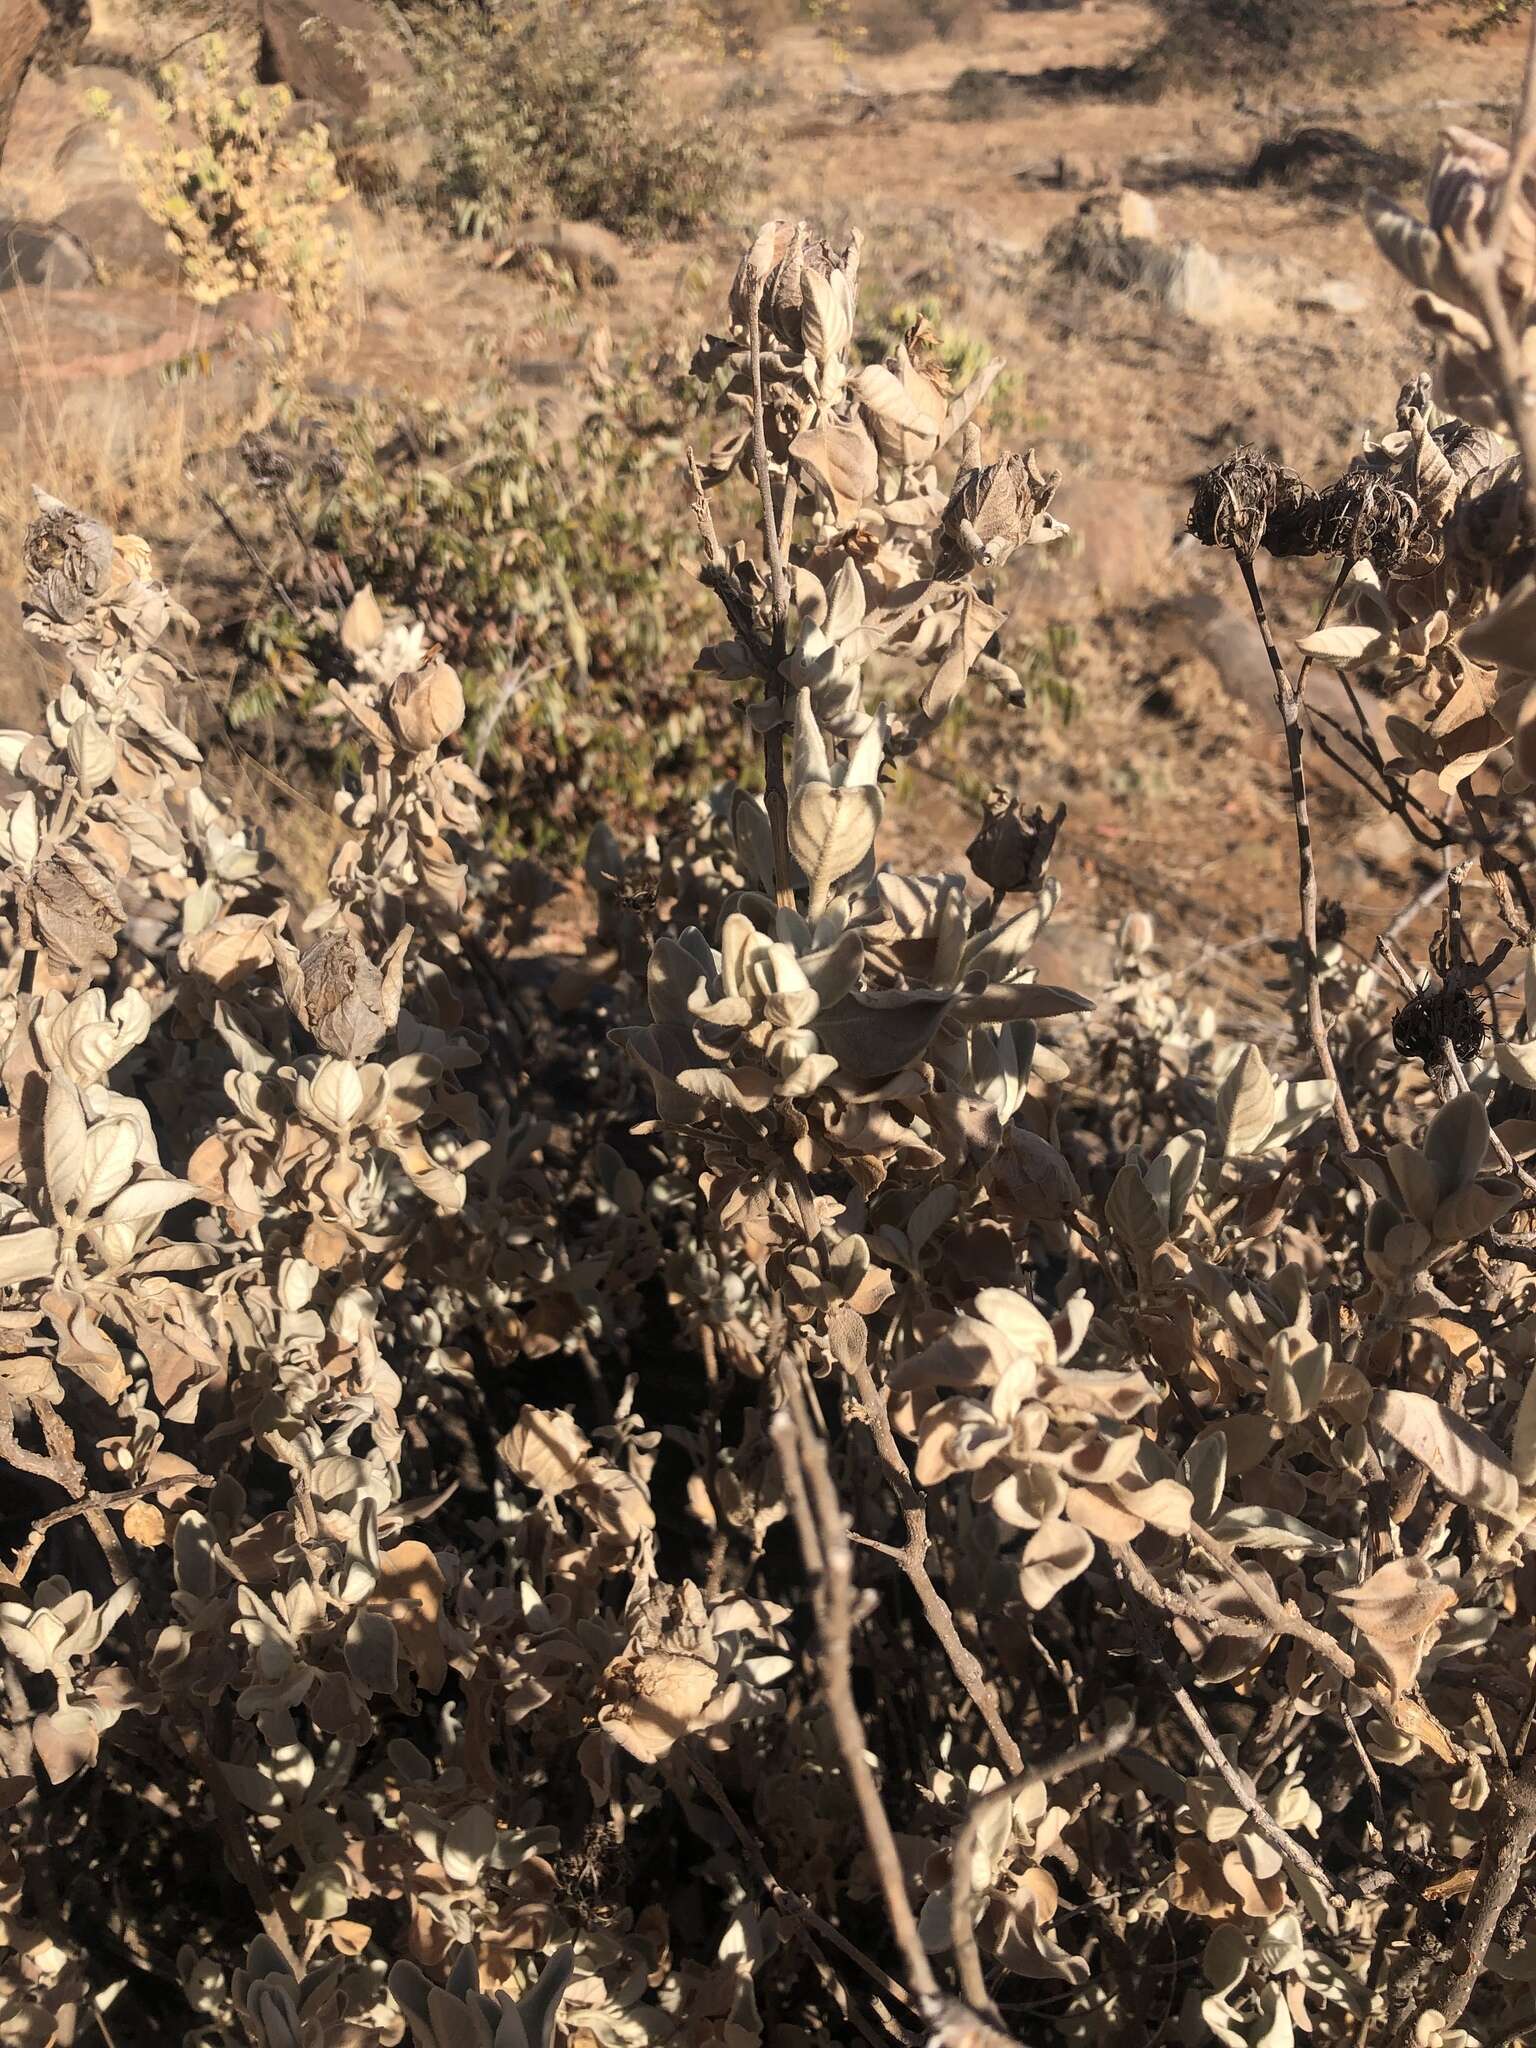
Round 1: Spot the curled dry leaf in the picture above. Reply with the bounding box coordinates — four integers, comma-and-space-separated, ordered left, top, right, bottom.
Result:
1333, 1557, 1458, 1694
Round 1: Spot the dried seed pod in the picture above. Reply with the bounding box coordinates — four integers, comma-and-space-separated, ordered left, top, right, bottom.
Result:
939, 439, 1061, 576
275, 923, 412, 1060
730, 218, 861, 354
1433, 417, 1506, 491
23, 493, 113, 625
1305, 468, 1420, 573
238, 431, 296, 493
1391, 981, 1485, 1069
1318, 898, 1348, 949
967, 791, 1065, 895
308, 445, 347, 489
20, 844, 125, 978
1449, 455, 1525, 572
388, 660, 465, 753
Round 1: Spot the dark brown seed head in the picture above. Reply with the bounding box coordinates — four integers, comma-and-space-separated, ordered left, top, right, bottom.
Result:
1392, 982, 1485, 1069
967, 791, 1065, 895
1187, 447, 1308, 562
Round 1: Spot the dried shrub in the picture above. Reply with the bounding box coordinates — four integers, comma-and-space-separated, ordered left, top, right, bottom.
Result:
1138, 0, 1390, 90
18, 54, 1536, 2048
844, 0, 985, 53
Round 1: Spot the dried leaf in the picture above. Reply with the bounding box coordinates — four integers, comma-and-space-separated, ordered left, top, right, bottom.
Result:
0, 1224, 62, 1286
1424, 1091, 1490, 1197
32, 1706, 100, 1785
499, 1408, 592, 1494
340, 584, 385, 655
917, 592, 1006, 726
1217, 1046, 1275, 1156
1107, 1163, 1165, 1259
1018, 1520, 1095, 1610
1373, 1388, 1519, 1522
121, 1500, 168, 1547
1333, 1557, 1457, 1694
44, 1077, 88, 1216
788, 780, 882, 902
1293, 624, 1388, 666
790, 417, 879, 524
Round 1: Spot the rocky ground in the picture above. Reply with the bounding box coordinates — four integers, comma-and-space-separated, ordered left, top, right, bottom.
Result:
0, 0, 1521, 1033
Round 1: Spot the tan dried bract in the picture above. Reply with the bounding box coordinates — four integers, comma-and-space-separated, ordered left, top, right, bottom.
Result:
939, 437, 1062, 575
274, 923, 412, 1059
967, 793, 1065, 896
23, 493, 113, 625
20, 845, 125, 981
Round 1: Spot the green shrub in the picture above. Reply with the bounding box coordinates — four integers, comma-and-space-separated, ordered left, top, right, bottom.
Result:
396, 0, 740, 243
113, 37, 347, 340
237, 375, 729, 864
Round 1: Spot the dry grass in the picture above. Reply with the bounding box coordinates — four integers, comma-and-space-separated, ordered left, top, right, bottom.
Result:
0, 294, 257, 536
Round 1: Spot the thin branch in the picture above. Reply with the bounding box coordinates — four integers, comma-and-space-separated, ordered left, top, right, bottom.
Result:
10, 1473, 213, 1581
828, 1304, 1025, 1777
199, 488, 305, 622
1186, 1523, 1357, 1683
1346, 1703, 1388, 1844
1236, 552, 1358, 1152
1108, 1537, 1269, 1639
1308, 710, 1455, 850
175, 1723, 304, 1978
771, 1366, 943, 2012
680, 1749, 919, 2040
1119, 1572, 1345, 1910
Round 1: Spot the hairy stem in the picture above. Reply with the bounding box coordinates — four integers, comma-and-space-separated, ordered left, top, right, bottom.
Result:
772, 1366, 942, 2012
746, 281, 796, 911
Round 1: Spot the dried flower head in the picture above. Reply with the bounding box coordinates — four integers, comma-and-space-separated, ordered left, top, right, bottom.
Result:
23, 492, 113, 624
18, 844, 125, 983
273, 922, 412, 1059
388, 659, 466, 754
940, 433, 1064, 575
1187, 446, 1310, 560
730, 216, 862, 355
1392, 978, 1486, 1069
967, 793, 1066, 897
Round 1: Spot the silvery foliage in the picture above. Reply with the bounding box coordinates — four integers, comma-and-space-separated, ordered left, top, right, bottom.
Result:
11, 162, 1536, 2048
